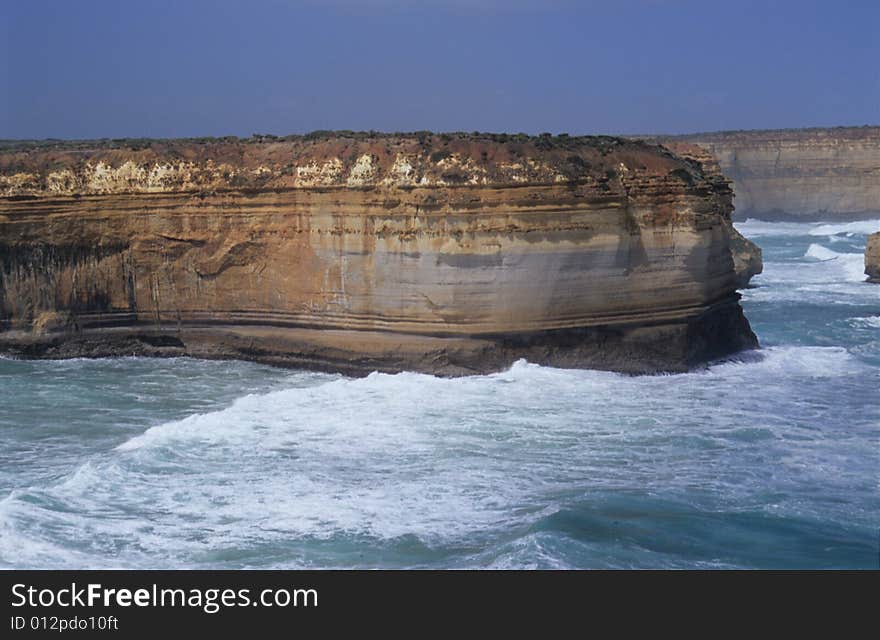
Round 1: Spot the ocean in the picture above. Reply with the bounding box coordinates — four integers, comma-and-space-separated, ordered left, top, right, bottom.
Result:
1, 219, 877, 569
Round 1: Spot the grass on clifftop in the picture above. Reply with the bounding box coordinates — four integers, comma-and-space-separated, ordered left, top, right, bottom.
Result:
0, 131, 629, 154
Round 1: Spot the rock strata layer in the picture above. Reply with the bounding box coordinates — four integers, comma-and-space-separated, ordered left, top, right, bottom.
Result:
0, 133, 757, 375
867, 232, 880, 284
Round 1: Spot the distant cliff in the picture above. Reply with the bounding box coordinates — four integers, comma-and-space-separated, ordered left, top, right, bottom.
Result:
668, 127, 880, 221
0, 132, 756, 375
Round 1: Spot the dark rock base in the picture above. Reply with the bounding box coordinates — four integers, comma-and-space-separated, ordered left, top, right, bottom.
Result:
0, 297, 758, 377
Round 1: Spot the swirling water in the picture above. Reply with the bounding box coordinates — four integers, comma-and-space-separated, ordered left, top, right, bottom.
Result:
1, 220, 878, 569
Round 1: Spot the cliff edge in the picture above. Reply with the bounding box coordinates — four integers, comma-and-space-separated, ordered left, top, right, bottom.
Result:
0, 132, 757, 375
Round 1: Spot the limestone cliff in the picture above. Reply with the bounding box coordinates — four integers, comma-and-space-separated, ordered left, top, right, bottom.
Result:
0, 132, 757, 375
661, 141, 762, 287
867, 232, 880, 283
673, 127, 880, 221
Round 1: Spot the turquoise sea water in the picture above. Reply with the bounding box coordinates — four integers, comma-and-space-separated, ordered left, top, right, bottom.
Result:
1, 219, 878, 569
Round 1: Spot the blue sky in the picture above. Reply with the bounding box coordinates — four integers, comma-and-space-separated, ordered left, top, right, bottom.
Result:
2, 0, 878, 138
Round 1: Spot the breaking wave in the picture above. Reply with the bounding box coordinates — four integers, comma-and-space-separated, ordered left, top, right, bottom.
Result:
804, 244, 867, 283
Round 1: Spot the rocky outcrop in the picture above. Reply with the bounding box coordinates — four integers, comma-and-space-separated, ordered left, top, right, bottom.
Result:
660, 141, 762, 287
0, 132, 757, 375
867, 232, 880, 283
727, 223, 763, 288
670, 127, 880, 222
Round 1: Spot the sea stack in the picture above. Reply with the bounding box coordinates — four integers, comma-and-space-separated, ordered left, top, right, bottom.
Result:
867, 232, 880, 283
0, 132, 757, 375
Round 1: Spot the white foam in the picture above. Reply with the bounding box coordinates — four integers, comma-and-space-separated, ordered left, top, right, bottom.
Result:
734, 219, 815, 237
1, 344, 875, 568
805, 244, 840, 261
711, 346, 861, 378
804, 244, 868, 283
735, 218, 880, 241
809, 220, 880, 237
0, 489, 130, 569
849, 316, 880, 329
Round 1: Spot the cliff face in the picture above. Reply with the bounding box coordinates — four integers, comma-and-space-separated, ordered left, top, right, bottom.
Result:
867, 232, 880, 283
675, 127, 880, 221
0, 133, 756, 375
661, 141, 762, 287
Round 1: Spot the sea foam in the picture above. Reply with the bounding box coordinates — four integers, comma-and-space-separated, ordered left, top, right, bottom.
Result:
804, 244, 867, 283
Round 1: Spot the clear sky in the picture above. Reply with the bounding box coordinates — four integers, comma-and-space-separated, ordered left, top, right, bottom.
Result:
2, 0, 878, 139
